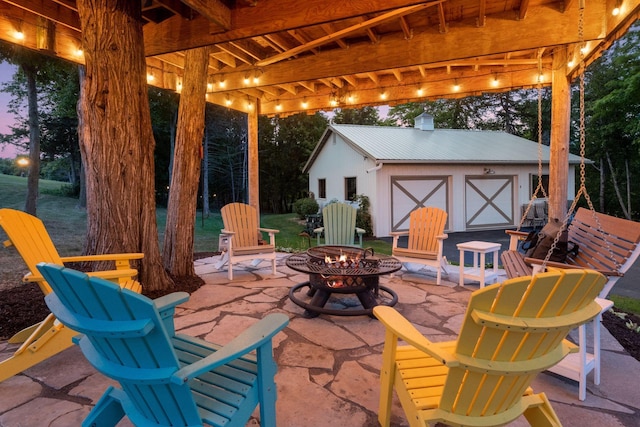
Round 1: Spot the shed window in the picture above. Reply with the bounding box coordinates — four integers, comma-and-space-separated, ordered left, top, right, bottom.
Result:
318, 178, 326, 199
345, 177, 357, 201
530, 174, 549, 197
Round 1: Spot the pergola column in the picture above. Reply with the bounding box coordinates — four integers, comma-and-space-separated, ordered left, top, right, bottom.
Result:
548, 46, 571, 221
248, 98, 260, 217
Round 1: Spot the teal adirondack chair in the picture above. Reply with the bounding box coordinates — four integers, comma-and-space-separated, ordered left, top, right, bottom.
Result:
37, 263, 289, 427
314, 202, 364, 247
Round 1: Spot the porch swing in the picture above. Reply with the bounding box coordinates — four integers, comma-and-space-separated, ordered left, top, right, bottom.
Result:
500, 4, 640, 298
499, 4, 640, 400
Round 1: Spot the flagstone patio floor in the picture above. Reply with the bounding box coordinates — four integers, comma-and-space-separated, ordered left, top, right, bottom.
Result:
1, 253, 639, 426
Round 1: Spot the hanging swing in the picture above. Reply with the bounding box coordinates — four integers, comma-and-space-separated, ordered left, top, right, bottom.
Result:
501, 2, 640, 289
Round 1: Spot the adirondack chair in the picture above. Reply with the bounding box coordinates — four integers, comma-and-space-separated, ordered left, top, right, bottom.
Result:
37, 263, 289, 427
313, 202, 364, 247
501, 207, 640, 400
0, 208, 143, 383
217, 202, 279, 280
390, 207, 449, 285
374, 268, 606, 427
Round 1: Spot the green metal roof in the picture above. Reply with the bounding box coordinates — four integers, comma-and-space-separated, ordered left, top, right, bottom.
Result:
304, 124, 586, 172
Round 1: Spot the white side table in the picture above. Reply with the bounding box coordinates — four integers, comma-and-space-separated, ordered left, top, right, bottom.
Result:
457, 240, 501, 288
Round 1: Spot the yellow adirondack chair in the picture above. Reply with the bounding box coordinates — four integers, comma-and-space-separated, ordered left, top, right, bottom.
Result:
314, 202, 364, 247
217, 202, 279, 280
374, 268, 606, 427
0, 208, 143, 383
390, 207, 449, 284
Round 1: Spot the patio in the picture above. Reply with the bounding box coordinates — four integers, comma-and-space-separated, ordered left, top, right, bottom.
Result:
1, 254, 639, 426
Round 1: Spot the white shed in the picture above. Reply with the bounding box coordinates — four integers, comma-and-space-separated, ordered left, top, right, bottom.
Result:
303, 113, 584, 237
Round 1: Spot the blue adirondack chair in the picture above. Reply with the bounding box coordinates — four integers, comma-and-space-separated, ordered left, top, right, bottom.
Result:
37, 263, 289, 427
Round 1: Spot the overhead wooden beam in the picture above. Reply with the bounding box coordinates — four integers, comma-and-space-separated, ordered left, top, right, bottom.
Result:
180, 0, 231, 29
4, 0, 80, 31
225, 4, 609, 89
518, 0, 530, 20
321, 24, 349, 49
144, 0, 437, 55
399, 16, 413, 39
256, 3, 434, 66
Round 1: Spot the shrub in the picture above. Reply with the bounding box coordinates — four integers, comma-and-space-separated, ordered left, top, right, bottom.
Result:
352, 194, 373, 236
293, 197, 319, 219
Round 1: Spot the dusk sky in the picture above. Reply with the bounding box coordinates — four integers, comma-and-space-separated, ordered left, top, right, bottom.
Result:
0, 61, 23, 159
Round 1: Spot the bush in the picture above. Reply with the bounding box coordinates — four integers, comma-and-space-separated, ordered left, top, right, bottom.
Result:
352, 194, 373, 236
293, 197, 319, 219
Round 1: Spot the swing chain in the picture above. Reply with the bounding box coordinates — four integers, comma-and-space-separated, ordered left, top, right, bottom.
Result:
542, 3, 620, 270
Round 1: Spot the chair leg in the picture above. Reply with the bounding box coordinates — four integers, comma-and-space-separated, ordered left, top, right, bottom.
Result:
522, 392, 562, 427
0, 315, 76, 383
82, 386, 126, 427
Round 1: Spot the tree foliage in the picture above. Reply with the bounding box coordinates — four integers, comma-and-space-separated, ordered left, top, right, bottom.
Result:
258, 112, 328, 213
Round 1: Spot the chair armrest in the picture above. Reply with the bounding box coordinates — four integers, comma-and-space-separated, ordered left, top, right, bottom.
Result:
373, 306, 458, 367
154, 292, 190, 336
524, 257, 620, 277
258, 227, 279, 246
436, 233, 448, 241
506, 230, 529, 251
258, 227, 279, 234
220, 229, 235, 236
389, 231, 408, 249
171, 313, 289, 384
60, 253, 144, 263
23, 269, 139, 284
355, 227, 365, 247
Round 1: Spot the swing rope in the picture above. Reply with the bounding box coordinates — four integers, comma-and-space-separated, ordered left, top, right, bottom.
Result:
516, 58, 548, 232
540, 2, 621, 271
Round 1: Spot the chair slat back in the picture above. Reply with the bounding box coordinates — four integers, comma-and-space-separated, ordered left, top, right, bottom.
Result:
0, 208, 63, 293
322, 203, 357, 245
406, 207, 447, 252
38, 263, 202, 426
221, 203, 260, 248
568, 208, 640, 273
440, 269, 605, 417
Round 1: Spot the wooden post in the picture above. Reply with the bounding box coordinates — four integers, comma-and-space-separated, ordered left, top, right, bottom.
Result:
248, 98, 260, 217
548, 46, 570, 221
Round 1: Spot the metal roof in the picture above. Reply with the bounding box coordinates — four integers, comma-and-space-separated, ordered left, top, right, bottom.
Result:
307, 124, 586, 168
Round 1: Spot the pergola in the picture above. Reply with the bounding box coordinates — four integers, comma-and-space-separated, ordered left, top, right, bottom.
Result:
1, 0, 639, 219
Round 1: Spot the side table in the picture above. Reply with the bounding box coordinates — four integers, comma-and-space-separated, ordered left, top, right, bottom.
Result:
457, 240, 501, 288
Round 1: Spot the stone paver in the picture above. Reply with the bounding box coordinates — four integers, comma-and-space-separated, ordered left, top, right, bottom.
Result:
1, 254, 638, 426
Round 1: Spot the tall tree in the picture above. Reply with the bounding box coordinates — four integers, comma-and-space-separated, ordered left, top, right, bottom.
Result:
333, 107, 380, 125
259, 112, 327, 213
0, 43, 63, 215
77, 0, 171, 290
162, 47, 209, 277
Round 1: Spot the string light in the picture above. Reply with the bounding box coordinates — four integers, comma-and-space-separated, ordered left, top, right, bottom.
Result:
491, 75, 499, 87
276, 101, 282, 111
380, 91, 387, 100
146, 73, 155, 83
416, 88, 424, 96
225, 95, 232, 106
13, 30, 24, 40
453, 80, 460, 91
301, 98, 308, 109
207, 83, 213, 91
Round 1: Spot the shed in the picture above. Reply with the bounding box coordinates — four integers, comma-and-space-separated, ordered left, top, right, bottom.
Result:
303, 113, 584, 237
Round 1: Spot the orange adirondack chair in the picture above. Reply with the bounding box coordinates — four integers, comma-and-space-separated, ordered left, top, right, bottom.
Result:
374, 268, 606, 427
390, 207, 449, 284
217, 203, 279, 280
0, 208, 143, 382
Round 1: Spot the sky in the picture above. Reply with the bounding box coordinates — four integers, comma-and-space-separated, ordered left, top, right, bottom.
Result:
0, 61, 24, 158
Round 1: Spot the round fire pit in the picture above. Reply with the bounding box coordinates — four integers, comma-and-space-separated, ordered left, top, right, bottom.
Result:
286, 246, 401, 317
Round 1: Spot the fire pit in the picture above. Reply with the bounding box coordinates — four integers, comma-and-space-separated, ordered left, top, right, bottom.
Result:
286, 246, 401, 317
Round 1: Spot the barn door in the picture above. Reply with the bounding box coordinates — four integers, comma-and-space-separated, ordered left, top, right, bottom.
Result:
464, 175, 514, 229
391, 176, 449, 231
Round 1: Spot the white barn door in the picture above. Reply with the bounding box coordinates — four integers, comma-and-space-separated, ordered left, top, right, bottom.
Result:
464, 175, 514, 229
391, 176, 449, 232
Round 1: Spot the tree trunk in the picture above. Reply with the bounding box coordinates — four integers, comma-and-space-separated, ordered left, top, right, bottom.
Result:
76, 0, 172, 291
162, 47, 209, 277
22, 64, 40, 216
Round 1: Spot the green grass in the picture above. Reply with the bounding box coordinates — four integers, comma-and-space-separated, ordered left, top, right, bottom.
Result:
0, 173, 392, 285
610, 295, 640, 315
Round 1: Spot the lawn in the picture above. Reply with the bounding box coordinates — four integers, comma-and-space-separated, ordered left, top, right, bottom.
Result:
0, 174, 392, 289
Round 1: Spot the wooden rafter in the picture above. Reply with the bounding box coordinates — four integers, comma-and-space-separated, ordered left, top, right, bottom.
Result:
256, 3, 435, 67
180, 0, 230, 29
